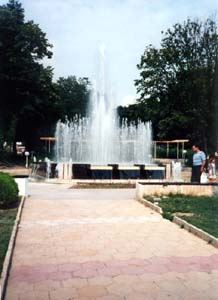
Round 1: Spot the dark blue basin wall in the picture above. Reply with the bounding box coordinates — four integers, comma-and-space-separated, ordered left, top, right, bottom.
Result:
31, 163, 165, 180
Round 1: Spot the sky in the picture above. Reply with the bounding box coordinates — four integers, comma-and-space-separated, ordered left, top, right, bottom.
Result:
1, 0, 218, 106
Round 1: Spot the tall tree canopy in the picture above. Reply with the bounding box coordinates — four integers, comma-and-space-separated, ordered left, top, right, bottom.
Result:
0, 0, 55, 150
135, 17, 218, 152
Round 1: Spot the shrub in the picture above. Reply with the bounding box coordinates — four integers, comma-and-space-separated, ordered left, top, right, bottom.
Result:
0, 172, 19, 208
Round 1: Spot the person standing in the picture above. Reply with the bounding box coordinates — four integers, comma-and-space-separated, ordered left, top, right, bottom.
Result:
208, 157, 216, 183
191, 144, 206, 183
214, 152, 218, 174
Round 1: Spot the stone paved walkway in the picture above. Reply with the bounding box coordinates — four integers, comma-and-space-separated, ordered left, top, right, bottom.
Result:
5, 183, 218, 300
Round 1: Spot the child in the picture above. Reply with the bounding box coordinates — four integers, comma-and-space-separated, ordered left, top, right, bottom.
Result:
208, 158, 216, 183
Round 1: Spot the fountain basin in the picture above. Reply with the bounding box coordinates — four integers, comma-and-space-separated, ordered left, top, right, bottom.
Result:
90, 165, 113, 179
31, 162, 167, 180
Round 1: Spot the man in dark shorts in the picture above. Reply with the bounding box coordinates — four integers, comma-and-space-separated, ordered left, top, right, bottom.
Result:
191, 144, 206, 183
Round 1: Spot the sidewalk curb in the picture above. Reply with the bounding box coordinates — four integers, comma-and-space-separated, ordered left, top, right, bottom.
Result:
0, 196, 26, 300
137, 197, 163, 214
173, 216, 218, 248
137, 195, 218, 249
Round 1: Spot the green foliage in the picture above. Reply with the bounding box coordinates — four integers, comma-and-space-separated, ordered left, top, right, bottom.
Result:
117, 103, 149, 125
155, 145, 184, 159
185, 149, 194, 167
55, 76, 91, 120
162, 211, 174, 221
0, 172, 19, 208
0, 0, 56, 151
0, 207, 18, 273
0, 151, 24, 167
135, 17, 218, 152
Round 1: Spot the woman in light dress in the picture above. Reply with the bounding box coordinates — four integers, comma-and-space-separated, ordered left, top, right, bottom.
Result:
208, 157, 217, 183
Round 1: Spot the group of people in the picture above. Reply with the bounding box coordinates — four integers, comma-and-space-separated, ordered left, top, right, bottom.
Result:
191, 144, 218, 183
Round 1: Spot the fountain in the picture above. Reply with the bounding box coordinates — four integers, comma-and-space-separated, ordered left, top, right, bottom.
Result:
31, 46, 166, 180
55, 45, 153, 166
55, 118, 152, 165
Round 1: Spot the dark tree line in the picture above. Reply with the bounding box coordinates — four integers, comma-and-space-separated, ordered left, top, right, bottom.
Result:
0, 0, 90, 155
120, 17, 218, 153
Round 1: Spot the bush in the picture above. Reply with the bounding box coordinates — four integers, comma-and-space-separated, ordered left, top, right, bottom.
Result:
0, 172, 19, 208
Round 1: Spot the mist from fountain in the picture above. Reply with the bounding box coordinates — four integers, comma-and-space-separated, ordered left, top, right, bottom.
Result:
55, 46, 152, 165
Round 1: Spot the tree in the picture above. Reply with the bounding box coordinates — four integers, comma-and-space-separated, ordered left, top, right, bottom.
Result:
15, 65, 60, 150
135, 17, 218, 152
0, 0, 54, 151
117, 103, 149, 126
55, 76, 91, 121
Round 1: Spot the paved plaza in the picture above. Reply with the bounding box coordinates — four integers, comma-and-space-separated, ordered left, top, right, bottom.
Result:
5, 183, 218, 300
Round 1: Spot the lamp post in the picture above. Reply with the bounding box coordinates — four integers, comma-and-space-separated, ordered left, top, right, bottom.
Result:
24, 151, 30, 168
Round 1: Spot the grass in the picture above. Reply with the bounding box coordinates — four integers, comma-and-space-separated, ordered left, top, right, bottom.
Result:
0, 207, 18, 274
145, 194, 218, 238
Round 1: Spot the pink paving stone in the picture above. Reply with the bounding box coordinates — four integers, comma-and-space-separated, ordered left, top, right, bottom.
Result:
126, 258, 150, 266
18, 290, 50, 300
98, 266, 122, 277
125, 293, 158, 300
112, 274, 140, 285
81, 261, 106, 269
77, 285, 108, 297
148, 256, 172, 265
32, 264, 59, 273
210, 253, 218, 265
10, 264, 58, 278
49, 287, 77, 300
73, 268, 99, 278
167, 262, 193, 273
88, 276, 113, 286
46, 271, 72, 281
10, 270, 47, 284
104, 260, 129, 267
4, 290, 20, 300
133, 283, 160, 296
33, 280, 62, 292
120, 265, 146, 275
62, 277, 88, 289
190, 262, 214, 273
10, 267, 71, 283
10, 266, 31, 278
168, 255, 216, 273
106, 283, 134, 297
143, 263, 170, 274
98, 295, 123, 300
57, 262, 82, 272
8, 254, 218, 285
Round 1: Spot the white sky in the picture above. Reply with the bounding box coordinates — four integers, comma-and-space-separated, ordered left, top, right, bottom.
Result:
1, 0, 218, 105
